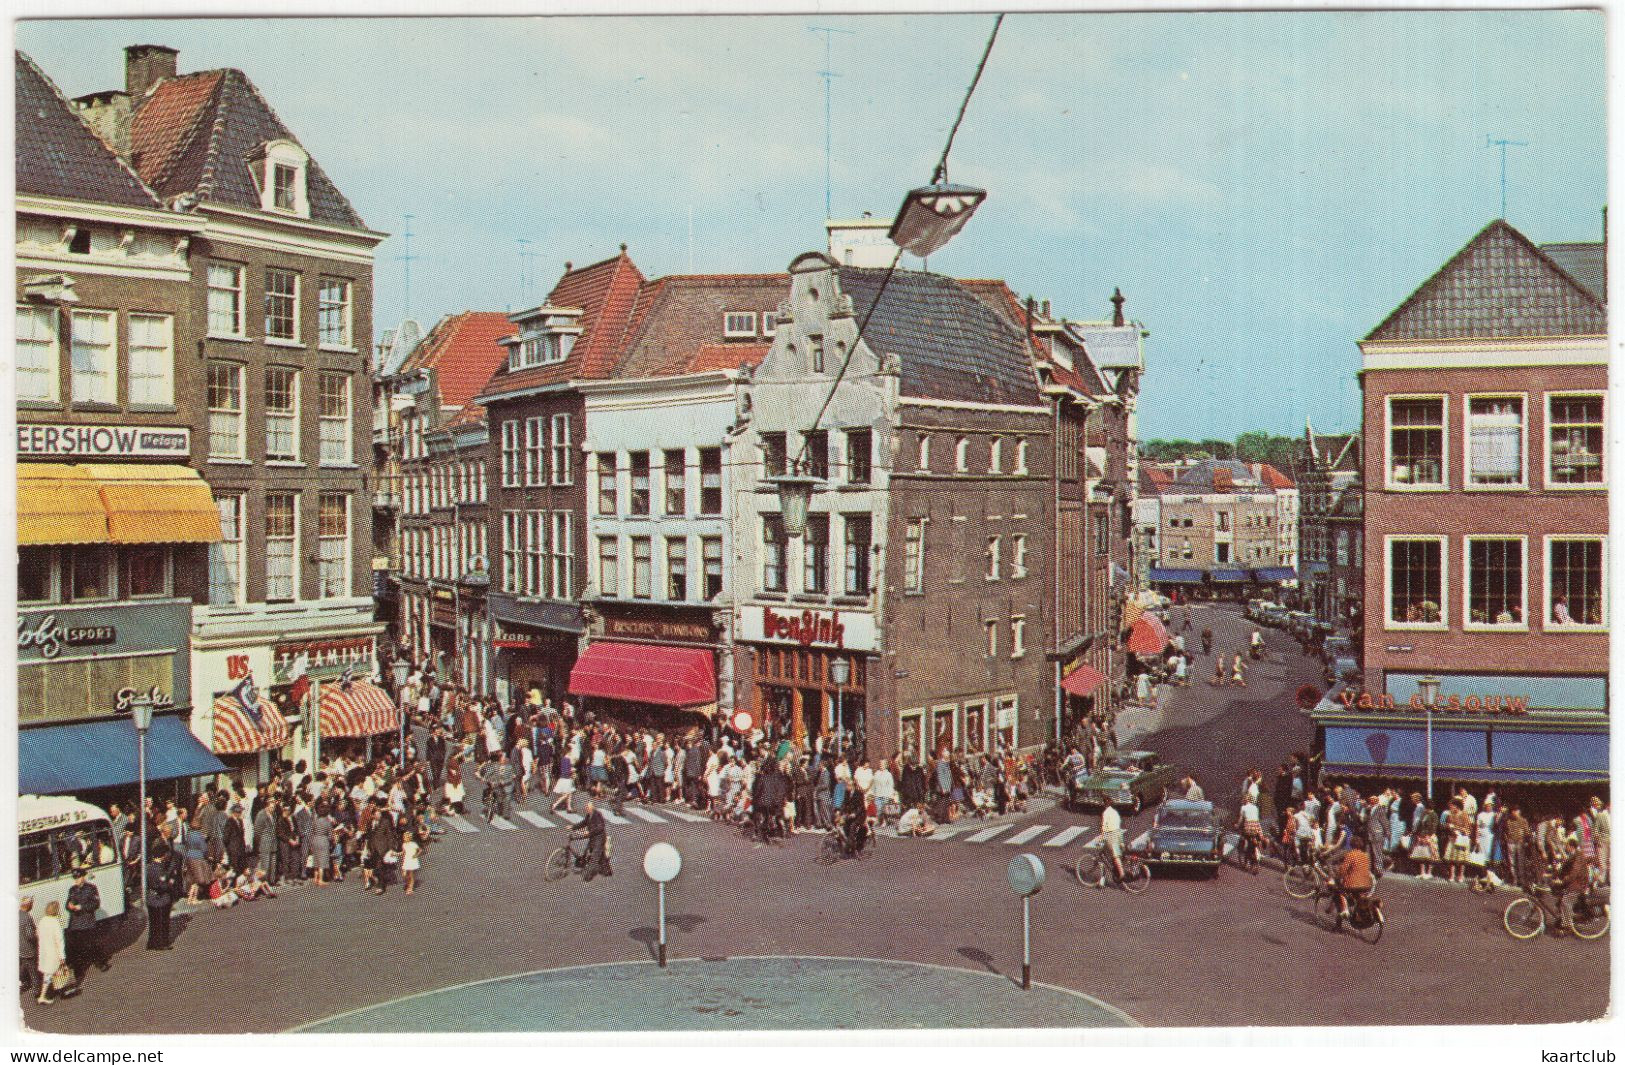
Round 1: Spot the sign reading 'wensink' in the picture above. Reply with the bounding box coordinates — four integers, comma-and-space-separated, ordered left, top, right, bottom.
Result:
739, 605, 877, 652
18, 422, 191, 459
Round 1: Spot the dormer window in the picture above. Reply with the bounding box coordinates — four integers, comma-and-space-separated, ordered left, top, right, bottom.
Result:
256, 140, 310, 218
724, 311, 757, 338
273, 164, 298, 211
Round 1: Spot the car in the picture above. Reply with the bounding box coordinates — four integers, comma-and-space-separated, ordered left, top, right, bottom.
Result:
1070, 750, 1180, 813
1322, 634, 1355, 664
1145, 799, 1224, 876
1259, 604, 1290, 627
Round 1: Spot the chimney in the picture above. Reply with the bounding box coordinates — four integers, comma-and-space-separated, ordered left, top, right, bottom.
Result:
125, 44, 178, 100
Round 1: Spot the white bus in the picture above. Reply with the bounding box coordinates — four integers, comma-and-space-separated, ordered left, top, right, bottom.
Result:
19, 795, 126, 924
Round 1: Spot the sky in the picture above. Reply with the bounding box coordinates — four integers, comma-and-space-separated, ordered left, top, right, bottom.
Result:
16, 11, 1607, 441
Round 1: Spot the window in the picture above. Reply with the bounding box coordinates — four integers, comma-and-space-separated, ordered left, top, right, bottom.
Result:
723, 311, 757, 337
1466, 396, 1524, 487
17, 305, 59, 403
985, 535, 1002, 581
318, 494, 351, 598
551, 511, 575, 599
598, 537, 619, 597
762, 516, 787, 592
917, 434, 932, 471
69, 309, 115, 404
622, 536, 651, 599
502, 421, 521, 486
1216, 511, 1231, 532
629, 452, 651, 515
502, 512, 522, 593
844, 514, 872, 595
1094, 514, 1110, 556
525, 511, 546, 596
209, 495, 244, 605
264, 268, 299, 342
1012, 533, 1028, 578
67, 228, 91, 255
1466, 537, 1524, 628
116, 312, 175, 408
1215, 542, 1231, 565
265, 367, 300, 461
700, 448, 723, 514
985, 619, 999, 658
272, 163, 299, 211
1335, 531, 1349, 567
1549, 394, 1604, 486
664, 450, 687, 515
989, 437, 1003, 473
805, 514, 830, 594
810, 335, 825, 374
1388, 397, 1444, 487
1387, 537, 1443, 626
318, 279, 353, 348
265, 493, 298, 602
550, 413, 573, 484
19, 547, 54, 604
762, 432, 787, 477
667, 537, 689, 601
702, 537, 724, 600
1014, 438, 1029, 475
846, 428, 872, 484
66, 546, 114, 602
955, 436, 969, 472
208, 263, 245, 337
207, 362, 245, 459
1548, 537, 1605, 628
597, 453, 618, 515
805, 431, 829, 480
524, 417, 544, 486
904, 519, 926, 592
1011, 616, 1026, 659
1181, 539, 1192, 560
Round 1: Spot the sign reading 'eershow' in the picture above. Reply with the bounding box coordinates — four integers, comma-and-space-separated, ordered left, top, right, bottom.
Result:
18, 422, 191, 459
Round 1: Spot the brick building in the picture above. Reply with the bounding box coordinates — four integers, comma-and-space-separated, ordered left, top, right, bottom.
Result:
1322, 219, 1608, 800
1143, 459, 1297, 601
1297, 424, 1363, 629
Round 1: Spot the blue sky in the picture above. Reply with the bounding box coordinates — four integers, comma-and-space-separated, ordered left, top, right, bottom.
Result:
18, 12, 1606, 440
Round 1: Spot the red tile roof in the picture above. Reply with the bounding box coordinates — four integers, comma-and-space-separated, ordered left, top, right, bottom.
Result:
127, 71, 221, 197
401, 311, 515, 412
961, 277, 1107, 396
614, 273, 787, 380
446, 401, 486, 429
1256, 463, 1295, 490
668, 342, 772, 375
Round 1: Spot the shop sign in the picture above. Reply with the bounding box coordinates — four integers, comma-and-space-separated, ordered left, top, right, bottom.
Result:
604, 615, 716, 644
115, 685, 174, 714
18, 422, 191, 459
1335, 689, 1530, 716
273, 636, 375, 681
18, 615, 116, 660
740, 605, 877, 652
18, 602, 188, 664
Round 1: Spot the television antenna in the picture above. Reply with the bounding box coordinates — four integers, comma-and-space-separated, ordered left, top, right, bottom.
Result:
1485, 135, 1529, 220
810, 25, 855, 220
517, 238, 545, 302
397, 213, 418, 320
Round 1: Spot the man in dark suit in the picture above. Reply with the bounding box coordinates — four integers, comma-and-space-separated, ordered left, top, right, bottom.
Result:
224, 804, 248, 874
573, 799, 612, 882
426, 727, 448, 790
145, 847, 175, 950
64, 868, 105, 978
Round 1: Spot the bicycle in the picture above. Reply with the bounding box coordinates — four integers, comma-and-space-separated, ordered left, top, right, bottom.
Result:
1282, 854, 1335, 899
1074, 846, 1151, 893
1316, 884, 1385, 943
544, 833, 612, 882
818, 820, 876, 864
1503, 881, 1609, 941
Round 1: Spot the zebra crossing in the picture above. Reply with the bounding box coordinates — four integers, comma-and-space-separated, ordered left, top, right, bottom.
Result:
912, 819, 1242, 857
436, 801, 721, 837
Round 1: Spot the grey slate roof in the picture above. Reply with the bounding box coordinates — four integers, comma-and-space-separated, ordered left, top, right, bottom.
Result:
15, 51, 160, 209
1172, 459, 1267, 493
1540, 242, 1606, 303
839, 266, 1041, 406
1366, 220, 1606, 342
1068, 322, 1143, 371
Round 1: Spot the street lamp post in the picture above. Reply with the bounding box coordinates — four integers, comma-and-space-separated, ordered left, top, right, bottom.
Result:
828, 656, 850, 758
393, 660, 412, 767
132, 703, 153, 909
1417, 675, 1441, 805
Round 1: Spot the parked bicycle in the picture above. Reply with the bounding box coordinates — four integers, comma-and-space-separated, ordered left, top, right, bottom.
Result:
1503, 881, 1609, 941
1075, 847, 1151, 893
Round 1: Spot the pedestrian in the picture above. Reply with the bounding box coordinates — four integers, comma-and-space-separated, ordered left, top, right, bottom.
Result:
550, 752, 577, 814
1230, 655, 1247, 687
1200, 627, 1213, 656
1409, 795, 1439, 879
1365, 793, 1390, 877
34, 901, 68, 1004
181, 819, 210, 903
145, 845, 176, 950
1443, 798, 1473, 882
63, 868, 104, 980
445, 761, 466, 815
19, 897, 39, 1001
401, 830, 421, 895
310, 802, 333, 887
1591, 796, 1611, 885
1504, 803, 1531, 887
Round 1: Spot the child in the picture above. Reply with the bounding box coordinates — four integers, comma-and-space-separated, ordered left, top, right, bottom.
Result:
401, 830, 420, 895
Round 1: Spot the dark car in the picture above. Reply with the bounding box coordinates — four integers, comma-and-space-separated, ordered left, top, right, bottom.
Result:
1145, 799, 1224, 876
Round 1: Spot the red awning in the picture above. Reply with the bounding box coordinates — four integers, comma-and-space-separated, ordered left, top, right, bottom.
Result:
1061, 664, 1108, 698
1127, 613, 1169, 656
319, 680, 400, 739
568, 642, 716, 707
211, 693, 291, 755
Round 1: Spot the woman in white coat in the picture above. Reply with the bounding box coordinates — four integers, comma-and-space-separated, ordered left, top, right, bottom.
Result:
35, 900, 67, 1004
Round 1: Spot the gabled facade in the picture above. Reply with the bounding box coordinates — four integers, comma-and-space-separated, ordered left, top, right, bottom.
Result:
1298, 424, 1363, 627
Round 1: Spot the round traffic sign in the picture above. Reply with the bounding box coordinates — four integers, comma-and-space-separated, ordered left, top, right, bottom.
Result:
731, 710, 754, 733
1007, 853, 1046, 897
643, 842, 682, 883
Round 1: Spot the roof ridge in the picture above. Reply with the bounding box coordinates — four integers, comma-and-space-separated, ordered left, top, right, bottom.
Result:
17, 50, 164, 209
189, 69, 232, 204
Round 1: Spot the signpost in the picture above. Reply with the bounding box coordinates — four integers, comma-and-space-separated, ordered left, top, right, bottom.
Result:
643, 843, 682, 968
1007, 854, 1045, 991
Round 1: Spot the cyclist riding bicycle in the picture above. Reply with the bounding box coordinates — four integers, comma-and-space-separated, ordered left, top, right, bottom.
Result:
1332, 831, 1373, 922
838, 786, 870, 856
1549, 833, 1592, 936
1101, 802, 1126, 882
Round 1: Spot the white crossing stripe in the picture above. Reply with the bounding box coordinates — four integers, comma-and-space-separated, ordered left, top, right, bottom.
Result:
515, 811, 555, 829
965, 824, 1014, 844
1043, 826, 1090, 848
1130, 830, 1151, 850
555, 811, 584, 824
661, 807, 712, 823
927, 825, 974, 841
1005, 825, 1051, 845
444, 813, 480, 834
626, 807, 669, 823
489, 814, 519, 831
601, 809, 633, 825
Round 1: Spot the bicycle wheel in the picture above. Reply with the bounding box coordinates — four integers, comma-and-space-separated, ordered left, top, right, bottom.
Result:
1075, 850, 1107, 888
1503, 897, 1545, 939
544, 846, 572, 882
1283, 864, 1318, 899
1573, 902, 1610, 940
1352, 903, 1384, 945
1121, 857, 1151, 895
817, 834, 841, 866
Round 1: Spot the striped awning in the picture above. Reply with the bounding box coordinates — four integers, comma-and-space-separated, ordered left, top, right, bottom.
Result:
211, 693, 292, 755
319, 680, 399, 738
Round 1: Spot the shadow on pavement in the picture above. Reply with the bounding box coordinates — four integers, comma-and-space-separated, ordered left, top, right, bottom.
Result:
957, 946, 999, 976
629, 915, 708, 961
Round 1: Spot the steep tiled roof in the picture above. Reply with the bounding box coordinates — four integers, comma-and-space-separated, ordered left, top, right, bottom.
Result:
446, 401, 487, 430
1256, 463, 1295, 490
16, 51, 160, 209
1366, 219, 1606, 342
127, 68, 367, 229
839, 266, 1042, 406
614, 273, 788, 379
1173, 459, 1270, 494
1139, 466, 1176, 496
1540, 241, 1606, 303
400, 311, 516, 412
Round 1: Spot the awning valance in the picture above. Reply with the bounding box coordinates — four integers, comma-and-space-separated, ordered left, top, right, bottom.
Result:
18, 463, 222, 546
1149, 567, 1203, 583
1252, 567, 1298, 582
319, 680, 399, 738
1209, 569, 1249, 583
568, 642, 717, 707
20, 716, 227, 795
1061, 664, 1107, 698
212, 693, 292, 755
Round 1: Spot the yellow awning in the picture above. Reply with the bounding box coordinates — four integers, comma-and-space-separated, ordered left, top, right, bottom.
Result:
18, 464, 109, 545
17, 463, 222, 546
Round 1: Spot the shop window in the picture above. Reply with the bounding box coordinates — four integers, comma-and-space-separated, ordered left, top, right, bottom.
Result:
994, 695, 1019, 750
962, 701, 988, 752
666, 537, 689, 601
629, 452, 651, 515
1548, 537, 1605, 629
664, 450, 687, 515
69, 546, 115, 602
632, 536, 652, 599
804, 515, 830, 594
1387, 537, 1443, 627
19, 547, 56, 604
1548, 394, 1604, 487
1387, 397, 1445, 487
700, 448, 723, 514
702, 537, 723, 601
1466, 395, 1524, 487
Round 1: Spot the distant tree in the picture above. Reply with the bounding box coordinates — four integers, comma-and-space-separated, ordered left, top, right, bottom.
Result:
1199, 439, 1235, 460
1234, 431, 1272, 463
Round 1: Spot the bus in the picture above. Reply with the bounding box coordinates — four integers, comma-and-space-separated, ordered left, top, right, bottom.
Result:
19, 795, 126, 925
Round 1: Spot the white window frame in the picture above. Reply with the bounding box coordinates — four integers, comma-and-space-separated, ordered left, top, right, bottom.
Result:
317, 493, 352, 599
16, 304, 60, 404
264, 268, 301, 343
631, 536, 653, 600
501, 421, 521, 487
318, 278, 354, 350
931, 702, 960, 752
1462, 534, 1527, 631
207, 262, 246, 339
1545, 392, 1606, 491
960, 699, 990, 753
550, 413, 574, 485
904, 518, 926, 593
598, 536, 620, 597
1383, 534, 1447, 631
207, 361, 246, 460
955, 436, 969, 472
210, 493, 246, 605
1014, 437, 1029, 475
994, 694, 1019, 751
985, 535, 1001, 581
265, 492, 300, 603
264, 366, 301, 462
524, 417, 545, 487
525, 511, 546, 596
1545, 535, 1608, 632
502, 512, 523, 593
723, 311, 757, 338
127, 312, 175, 408
1463, 392, 1528, 491
1385, 394, 1448, 491
702, 536, 724, 601
69, 308, 116, 405
259, 140, 310, 217
319, 372, 353, 466
989, 437, 1003, 474
551, 510, 575, 600
917, 433, 931, 471
984, 619, 999, 658
899, 708, 927, 763
1012, 533, 1028, 579
1010, 616, 1026, 659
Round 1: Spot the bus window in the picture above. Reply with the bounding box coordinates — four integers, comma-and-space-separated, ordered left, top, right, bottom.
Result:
20, 832, 61, 884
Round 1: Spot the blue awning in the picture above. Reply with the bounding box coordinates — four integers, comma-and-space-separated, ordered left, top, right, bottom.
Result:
1149, 568, 1203, 583
1323, 724, 1607, 784
1493, 730, 1608, 778
20, 716, 227, 796
1210, 569, 1248, 583
1252, 567, 1298, 582
1324, 725, 1488, 773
